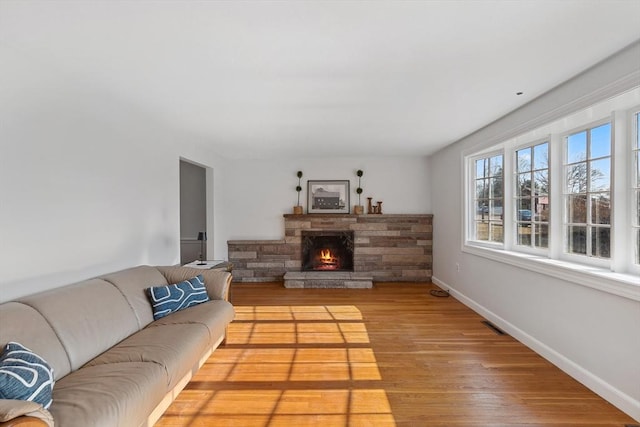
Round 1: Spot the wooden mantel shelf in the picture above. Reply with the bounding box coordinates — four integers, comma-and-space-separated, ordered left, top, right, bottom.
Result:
283, 213, 432, 218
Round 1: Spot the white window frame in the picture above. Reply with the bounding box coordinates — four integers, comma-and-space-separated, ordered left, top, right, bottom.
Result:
559, 118, 612, 269
466, 149, 505, 249
512, 138, 551, 256
463, 89, 640, 302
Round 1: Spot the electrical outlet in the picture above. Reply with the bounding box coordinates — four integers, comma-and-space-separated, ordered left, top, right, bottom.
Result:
455, 263, 460, 272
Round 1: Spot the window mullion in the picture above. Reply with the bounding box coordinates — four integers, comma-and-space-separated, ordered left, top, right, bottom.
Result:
611, 110, 627, 272
549, 133, 563, 259
503, 146, 513, 250
632, 109, 640, 272
586, 131, 593, 257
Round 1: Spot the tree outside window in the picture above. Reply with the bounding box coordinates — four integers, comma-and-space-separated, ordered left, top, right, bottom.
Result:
473, 154, 503, 243
564, 123, 611, 258
515, 141, 549, 249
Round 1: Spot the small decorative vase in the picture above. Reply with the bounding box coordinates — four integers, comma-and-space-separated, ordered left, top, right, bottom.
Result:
293, 206, 303, 215
353, 205, 364, 215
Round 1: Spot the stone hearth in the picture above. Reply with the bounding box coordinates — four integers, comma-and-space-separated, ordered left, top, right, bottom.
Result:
283, 271, 373, 288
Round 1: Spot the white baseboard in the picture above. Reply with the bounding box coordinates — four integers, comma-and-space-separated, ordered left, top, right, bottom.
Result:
432, 275, 640, 422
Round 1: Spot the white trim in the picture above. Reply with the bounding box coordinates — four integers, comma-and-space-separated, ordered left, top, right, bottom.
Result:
629, 106, 640, 274
432, 275, 640, 421
462, 243, 640, 301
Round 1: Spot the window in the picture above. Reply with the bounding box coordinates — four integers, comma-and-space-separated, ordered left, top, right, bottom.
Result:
464, 88, 640, 296
634, 112, 640, 265
515, 141, 549, 249
473, 154, 503, 243
564, 123, 612, 259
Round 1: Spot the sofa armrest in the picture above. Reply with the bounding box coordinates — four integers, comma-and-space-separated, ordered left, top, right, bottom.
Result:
157, 266, 232, 301
0, 400, 53, 427
199, 269, 233, 301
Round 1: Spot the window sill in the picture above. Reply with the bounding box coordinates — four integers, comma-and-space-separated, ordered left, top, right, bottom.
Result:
463, 243, 640, 301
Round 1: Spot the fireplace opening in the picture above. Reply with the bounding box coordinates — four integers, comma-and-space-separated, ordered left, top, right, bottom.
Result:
301, 231, 354, 271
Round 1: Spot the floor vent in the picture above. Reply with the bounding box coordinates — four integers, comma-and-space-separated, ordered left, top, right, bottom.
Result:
482, 320, 507, 335
624, 424, 640, 427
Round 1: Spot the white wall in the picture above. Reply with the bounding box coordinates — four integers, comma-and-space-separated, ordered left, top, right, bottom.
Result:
216, 155, 431, 254
430, 42, 640, 420
0, 43, 431, 302
0, 61, 227, 302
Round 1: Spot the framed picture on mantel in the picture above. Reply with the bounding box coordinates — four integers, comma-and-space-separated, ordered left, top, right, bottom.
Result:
307, 180, 350, 214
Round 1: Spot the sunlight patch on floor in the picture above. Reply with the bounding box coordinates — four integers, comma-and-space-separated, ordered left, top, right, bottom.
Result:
163, 389, 395, 426
157, 304, 395, 426
234, 305, 364, 322
229, 321, 370, 345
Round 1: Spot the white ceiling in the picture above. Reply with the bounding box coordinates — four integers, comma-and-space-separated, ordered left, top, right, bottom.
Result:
2, 1, 639, 159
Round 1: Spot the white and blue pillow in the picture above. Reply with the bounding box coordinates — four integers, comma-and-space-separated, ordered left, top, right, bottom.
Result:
0, 342, 55, 409
147, 275, 210, 320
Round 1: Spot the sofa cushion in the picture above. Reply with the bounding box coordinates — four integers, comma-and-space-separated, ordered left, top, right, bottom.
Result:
50, 362, 167, 427
0, 302, 71, 380
150, 299, 235, 345
19, 279, 139, 372
85, 323, 210, 389
0, 342, 55, 409
100, 266, 170, 329
147, 275, 209, 320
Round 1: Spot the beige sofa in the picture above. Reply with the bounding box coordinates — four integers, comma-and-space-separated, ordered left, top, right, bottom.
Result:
0, 265, 235, 427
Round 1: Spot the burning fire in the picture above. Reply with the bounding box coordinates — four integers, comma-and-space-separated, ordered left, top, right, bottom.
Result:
320, 249, 334, 262
316, 248, 339, 270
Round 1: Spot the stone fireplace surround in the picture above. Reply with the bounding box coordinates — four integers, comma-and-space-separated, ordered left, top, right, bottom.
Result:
228, 214, 432, 287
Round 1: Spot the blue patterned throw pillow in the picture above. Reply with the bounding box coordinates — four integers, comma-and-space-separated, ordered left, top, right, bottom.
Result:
0, 342, 55, 409
147, 275, 210, 320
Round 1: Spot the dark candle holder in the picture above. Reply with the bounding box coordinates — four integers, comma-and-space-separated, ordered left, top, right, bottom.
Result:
196, 231, 207, 265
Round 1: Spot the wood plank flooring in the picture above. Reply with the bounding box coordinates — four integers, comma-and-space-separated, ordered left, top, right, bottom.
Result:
156, 282, 637, 427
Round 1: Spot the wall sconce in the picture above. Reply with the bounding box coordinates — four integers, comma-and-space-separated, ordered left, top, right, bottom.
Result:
197, 231, 207, 265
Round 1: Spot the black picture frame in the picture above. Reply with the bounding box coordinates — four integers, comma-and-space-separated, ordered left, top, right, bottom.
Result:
307, 180, 350, 214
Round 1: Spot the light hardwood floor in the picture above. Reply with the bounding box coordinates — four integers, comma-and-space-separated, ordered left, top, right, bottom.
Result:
156, 282, 636, 427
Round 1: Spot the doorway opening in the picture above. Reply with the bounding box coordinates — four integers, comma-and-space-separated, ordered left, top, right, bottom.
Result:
179, 159, 208, 264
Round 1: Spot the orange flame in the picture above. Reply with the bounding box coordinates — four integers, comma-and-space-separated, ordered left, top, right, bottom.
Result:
320, 249, 333, 261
